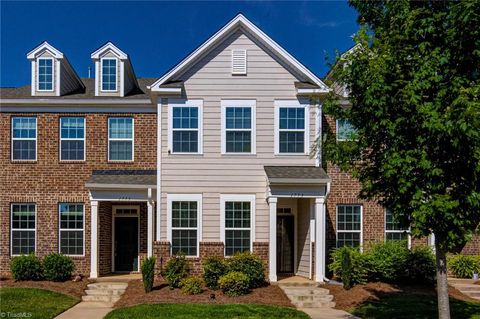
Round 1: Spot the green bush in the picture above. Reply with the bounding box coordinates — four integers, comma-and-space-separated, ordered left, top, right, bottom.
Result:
181, 276, 204, 295
202, 256, 228, 290
162, 253, 189, 289
404, 246, 436, 284
218, 271, 250, 296
10, 254, 44, 281
141, 256, 156, 293
227, 252, 265, 288
364, 241, 409, 282
448, 254, 480, 279
330, 247, 367, 289
43, 253, 74, 282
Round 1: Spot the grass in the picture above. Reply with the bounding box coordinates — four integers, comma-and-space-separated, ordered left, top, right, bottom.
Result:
351, 294, 480, 319
0, 287, 79, 319
105, 304, 309, 319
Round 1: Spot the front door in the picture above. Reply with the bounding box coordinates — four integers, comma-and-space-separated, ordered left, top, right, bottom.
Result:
277, 215, 294, 273
114, 217, 138, 272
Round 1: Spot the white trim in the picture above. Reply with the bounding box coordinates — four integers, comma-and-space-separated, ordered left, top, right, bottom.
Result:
36, 57, 54, 92
11, 116, 37, 161
55, 60, 61, 96
100, 57, 118, 92
220, 194, 256, 255
31, 61, 36, 96
27, 41, 63, 60
10, 203, 37, 257
156, 88, 182, 94
112, 205, 140, 272
220, 100, 256, 155
59, 117, 86, 162
107, 117, 134, 162
120, 60, 125, 97
335, 204, 363, 250
167, 194, 203, 257
274, 100, 310, 155
315, 101, 322, 167
94, 61, 99, 96
167, 99, 203, 155
315, 197, 326, 282
58, 203, 85, 257
90, 199, 98, 278
268, 197, 277, 282
1, 99, 151, 106
91, 42, 128, 60
156, 97, 162, 241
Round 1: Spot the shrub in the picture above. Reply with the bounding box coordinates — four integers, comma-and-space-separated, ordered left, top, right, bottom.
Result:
162, 253, 189, 289
43, 253, 74, 282
448, 254, 480, 279
218, 271, 250, 296
10, 254, 44, 281
181, 276, 204, 295
141, 256, 156, 293
364, 240, 409, 282
404, 245, 436, 284
227, 252, 265, 288
329, 247, 366, 289
202, 256, 228, 290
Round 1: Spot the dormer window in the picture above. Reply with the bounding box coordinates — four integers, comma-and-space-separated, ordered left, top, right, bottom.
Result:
101, 58, 117, 91
37, 58, 53, 91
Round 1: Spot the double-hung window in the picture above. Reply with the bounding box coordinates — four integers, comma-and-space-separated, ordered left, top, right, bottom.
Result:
168, 194, 202, 257
12, 117, 37, 161
59, 203, 84, 255
221, 195, 255, 256
60, 117, 85, 161
275, 101, 309, 154
385, 209, 407, 241
336, 119, 357, 141
169, 100, 203, 154
38, 58, 53, 91
11, 204, 36, 255
221, 100, 255, 154
108, 117, 134, 161
336, 205, 362, 247
101, 58, 117, 91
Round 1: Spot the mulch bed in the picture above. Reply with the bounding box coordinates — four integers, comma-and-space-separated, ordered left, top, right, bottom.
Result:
326, 282, 479, 311
0, 278, 91, 299
114, 279, 293, 308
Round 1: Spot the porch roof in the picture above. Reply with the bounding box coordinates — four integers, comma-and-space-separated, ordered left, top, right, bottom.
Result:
264, 166, 330, 185
85, 170, 156, 189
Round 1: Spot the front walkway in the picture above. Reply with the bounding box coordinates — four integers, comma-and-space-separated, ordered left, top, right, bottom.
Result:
300, 308, 360, 319
448, 277, 480, 301
55, 301, 112, 319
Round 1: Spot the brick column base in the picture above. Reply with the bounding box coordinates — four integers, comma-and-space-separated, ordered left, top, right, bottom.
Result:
253, 242, 269, 277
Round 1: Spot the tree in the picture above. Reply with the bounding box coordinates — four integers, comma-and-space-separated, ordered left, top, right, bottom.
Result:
322, 1, 480, 318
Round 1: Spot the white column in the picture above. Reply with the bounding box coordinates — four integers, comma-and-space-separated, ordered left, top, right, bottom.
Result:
90, 200, 99, 279
147, 200, 154, 257
315, 197, 326, 283
268, 197, 278, 282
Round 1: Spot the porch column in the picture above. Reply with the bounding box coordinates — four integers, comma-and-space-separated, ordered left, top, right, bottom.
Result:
90, 200, 99, 279
147, 200, 154, 257
315, 197, 326, 282
268, 197, 278, 282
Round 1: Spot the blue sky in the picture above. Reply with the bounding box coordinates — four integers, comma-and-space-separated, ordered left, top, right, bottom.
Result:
0, 1, 358, 87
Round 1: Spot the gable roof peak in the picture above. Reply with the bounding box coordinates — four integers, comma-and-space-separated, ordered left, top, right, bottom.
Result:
27, 41, 64, 60
90, 41, 128, 60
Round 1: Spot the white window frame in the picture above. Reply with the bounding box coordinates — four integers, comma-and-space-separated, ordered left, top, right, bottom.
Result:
221, 100, 256, 155
11, 116, 37, 161
37, 57, 54, 92
10, 203, 37, 256
58, 203, 85, 257
59, 117, 86, 161
100, 57, 118, 92
167, 194, 202, 257
220, 194, 256, 256
336, 204, 363, 249
384, 208, 407, 241
274, 100, 310, 155
336, 118, 356, 141
107, 117, 134, 162
168, 99, 203, 155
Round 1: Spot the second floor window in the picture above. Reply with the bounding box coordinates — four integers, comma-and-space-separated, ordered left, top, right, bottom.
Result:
221, 101, 255, 154
12, 117, 36, 161
108, 117, 133, 161
336, 119, 357, 141
38, 58, 53, 91
172, 106, 199, 153
60, 117, 85, 161
102, 58, 117, 91
275, 102, 308, 154
385, 209, 407, 241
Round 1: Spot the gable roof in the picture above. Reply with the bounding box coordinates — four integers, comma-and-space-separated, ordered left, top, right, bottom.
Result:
27, 41, 64, 60
148, 13, 330, 93
91, 41, 128, 60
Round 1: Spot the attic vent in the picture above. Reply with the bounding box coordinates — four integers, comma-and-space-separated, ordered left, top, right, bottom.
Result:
232, 50, 247, 75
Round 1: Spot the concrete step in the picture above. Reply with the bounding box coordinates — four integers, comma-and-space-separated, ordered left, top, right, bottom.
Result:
82, 294, 121, 303
451, 284, 480, 291
448, 278, 476, 285
289, 294, 334, 302
293, 300, 336, 308
282, 287, 330, 296
464, 291, 480, 297
87, 283, 128, 290
85, 289, 126, 296
278, 282, 319, 288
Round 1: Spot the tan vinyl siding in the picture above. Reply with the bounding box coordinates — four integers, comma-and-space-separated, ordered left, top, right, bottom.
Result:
296, 198, 312, 277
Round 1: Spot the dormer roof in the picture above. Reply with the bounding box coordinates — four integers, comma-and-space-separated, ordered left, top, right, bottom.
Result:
27, 41, 64, 60
90, 41, 128, 60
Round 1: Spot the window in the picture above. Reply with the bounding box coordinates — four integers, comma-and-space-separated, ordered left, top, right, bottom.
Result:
168, 100, 203, 154
167, 194, 202, 257
232, 50, 247, 75
221, 100, 256, 154
11, 204, 36, 255
101, 58, 117, 91
38, 58, 53, 91
60, 117, 85, 161
336, 205, 362, 247
108, 117, 133, 161
12, 117, 37, 161
336, 119, 357, 141
221, 195, 255, 256
385, 209, 407, 241
59, 204, 84, 255
275, 101, 309, 154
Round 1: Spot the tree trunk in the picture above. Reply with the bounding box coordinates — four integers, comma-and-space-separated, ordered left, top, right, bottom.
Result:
435, 240, 451, 319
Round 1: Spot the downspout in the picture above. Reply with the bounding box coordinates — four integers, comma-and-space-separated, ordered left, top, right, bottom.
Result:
156, 96, 162, 242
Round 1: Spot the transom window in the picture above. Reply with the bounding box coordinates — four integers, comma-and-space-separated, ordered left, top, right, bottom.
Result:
60, 117, 85, 161
108, 117, 133, 161
59, 203, 84, 255
12, 117, 37, 161
337, 205, 362, 247
11, 204, 36, 255
221, 100, 255, 154
385, 209, 407, 241
275, 101, 308, 154
336, 119, 357, 141
38, 58, 53, 91
169, 100, 203, 154
101, 58, 117, 91
168, 196, 201, 257
221, 195, 255, 256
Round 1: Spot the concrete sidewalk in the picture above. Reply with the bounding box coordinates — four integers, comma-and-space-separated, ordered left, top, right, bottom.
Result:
300, 307, 360, 319
55, 301, 112, 319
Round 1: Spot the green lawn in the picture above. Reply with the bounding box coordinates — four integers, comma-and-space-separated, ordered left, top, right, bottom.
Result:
0, 288, 79, 319
105, 304, 309, 319
351, 294, 480, 319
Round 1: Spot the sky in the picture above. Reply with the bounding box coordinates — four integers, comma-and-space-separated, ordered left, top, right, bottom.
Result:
0, 1, 359, 87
